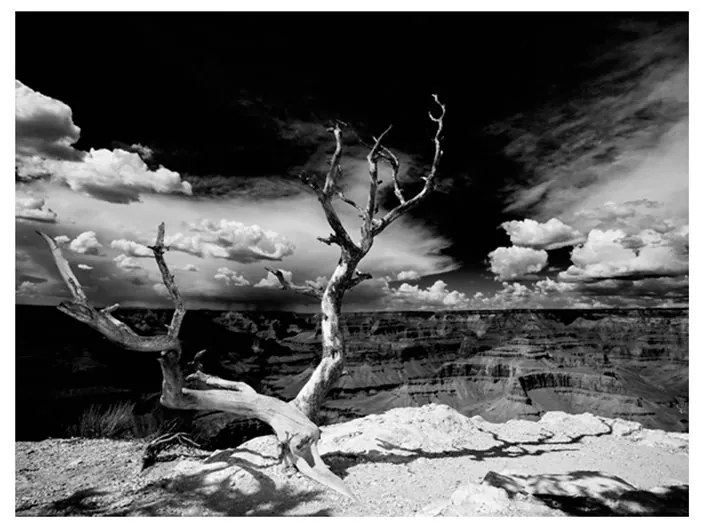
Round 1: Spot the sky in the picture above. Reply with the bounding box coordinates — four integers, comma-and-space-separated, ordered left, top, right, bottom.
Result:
14, 12, 689, 311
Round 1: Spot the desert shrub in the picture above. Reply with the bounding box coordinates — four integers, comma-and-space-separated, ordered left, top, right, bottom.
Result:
68, 401, 138, 439
68, 400, 196, 440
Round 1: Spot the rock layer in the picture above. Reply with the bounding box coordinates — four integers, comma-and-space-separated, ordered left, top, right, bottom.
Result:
15, 306, 688, 443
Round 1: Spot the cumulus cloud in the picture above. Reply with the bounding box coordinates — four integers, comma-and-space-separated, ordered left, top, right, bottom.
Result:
130, 143, 154, 160
558, 228, 688, 282
15, 80, 82, 164
501, 218, 585, 250
571, 199, 681, 235
15, 196, 58, 223
386, 280, 470, 310
214, 267, 251, 287
179, 264, 199, 272
113, 254, 143, 271
16, 82, 192, 203
165, 219, 295, 263
54, 235, 70, 245
48, 148, 192, 204
488, 246, 548, 280
471, 279, 601, 310
77, 264, 93, 270
534, 277, 577, 295
308, 276, 329, 290
396, 270, 421, 281
69, 231, 103, 255
16, 281, 39, 296
153, 283, 170, 297
110, 239, 153, 257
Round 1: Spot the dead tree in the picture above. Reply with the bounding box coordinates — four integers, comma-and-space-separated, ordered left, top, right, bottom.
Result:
38, 95, 446, 499
38, 226, 355, 499
270, 94, 446, 418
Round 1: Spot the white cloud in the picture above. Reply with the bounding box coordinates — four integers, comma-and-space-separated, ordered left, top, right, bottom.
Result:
470, 280, 580, 310
130, 143, 154, 160
487, 246, 548, 280
495, 24, 688, 229
387, 280, 470, 309
54, 235, 70, 245
153, 283, 170, 297
534, 277, 576, 295
77, 264, 93, 270
558, 228, 688, 282
49, 148, 192, 204
214, 267, 251, 287
69, 231, 103, 255
571, 199, 681, 236
110, 239, 153, 257
15, 281, 39, 296
396, 270, 421, 281
166, 219, 295, 263
15, 196, 58, 223
501, 217, 584, 250
307, 275, 329, 290
16, 82, 192, 204
255, 269, 292, 288
179, 264, 199, 272
114, 253, 143, 271
15, 80, 82, 164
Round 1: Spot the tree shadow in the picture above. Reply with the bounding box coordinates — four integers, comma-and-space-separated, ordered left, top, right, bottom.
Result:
121, 449, 333, 516
517, 471, 689, 516
20, 487, 110, 516
323, 422, 613, 477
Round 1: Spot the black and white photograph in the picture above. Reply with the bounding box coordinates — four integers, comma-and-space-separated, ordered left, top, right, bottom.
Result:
12, 6, 693, 518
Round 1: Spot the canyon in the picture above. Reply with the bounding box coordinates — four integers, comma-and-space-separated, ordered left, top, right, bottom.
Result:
15, 306, 688, 444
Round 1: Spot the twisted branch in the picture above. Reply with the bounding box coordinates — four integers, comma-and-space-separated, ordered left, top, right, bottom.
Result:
371, 94, 446, 237
299, 123, 360, 255
264, 267, 324, 300
37, 229, 182, 352
348, 271, 373, 290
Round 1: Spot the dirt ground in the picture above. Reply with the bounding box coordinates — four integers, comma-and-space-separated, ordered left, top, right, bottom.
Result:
15, 405, 689, 516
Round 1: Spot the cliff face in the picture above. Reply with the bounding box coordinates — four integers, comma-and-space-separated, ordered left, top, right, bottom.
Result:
15, 306, 689, 442
245, 309, 688, 432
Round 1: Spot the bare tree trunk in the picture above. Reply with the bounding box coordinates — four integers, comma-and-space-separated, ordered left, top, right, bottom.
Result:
279, 96, 447, 420
293, 255, 358, 418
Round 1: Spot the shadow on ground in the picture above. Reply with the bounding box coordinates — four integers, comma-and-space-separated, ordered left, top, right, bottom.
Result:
18, 488, 110, 516
322, 422, 613, 477
524, 471, 689, 516
118, 449, 333, 516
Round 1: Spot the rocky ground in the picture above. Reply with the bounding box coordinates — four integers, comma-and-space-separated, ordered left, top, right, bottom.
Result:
15, 404, 688, 516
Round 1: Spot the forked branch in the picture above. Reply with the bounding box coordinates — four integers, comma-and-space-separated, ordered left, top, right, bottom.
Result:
36, 230, 181, 352
299, 122, 361, 256
370, 94, 446, 237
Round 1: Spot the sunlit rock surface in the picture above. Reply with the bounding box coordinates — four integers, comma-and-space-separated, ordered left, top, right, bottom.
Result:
16, 404, 688, 516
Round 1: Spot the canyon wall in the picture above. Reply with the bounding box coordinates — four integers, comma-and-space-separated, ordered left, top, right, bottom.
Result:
15, 306, 688, 443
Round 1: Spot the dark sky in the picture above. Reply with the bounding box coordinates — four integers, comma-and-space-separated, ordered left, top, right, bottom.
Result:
15, 12, 689, 310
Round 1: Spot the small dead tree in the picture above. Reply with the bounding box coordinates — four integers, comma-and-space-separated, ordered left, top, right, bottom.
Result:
38, 95, 446, 499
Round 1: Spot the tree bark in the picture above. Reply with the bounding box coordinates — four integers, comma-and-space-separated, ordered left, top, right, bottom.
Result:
292, 256, 357, 418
